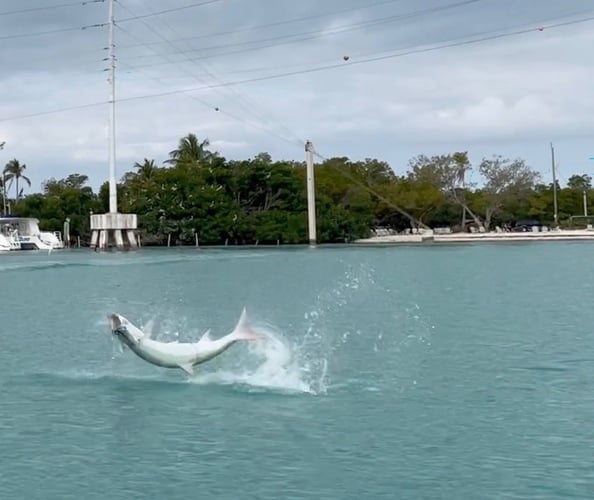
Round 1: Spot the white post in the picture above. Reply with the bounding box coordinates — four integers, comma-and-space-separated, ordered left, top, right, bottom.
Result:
107, 0, 117, 214
550, 143, 558, 227
2, 171, 6, 216
1, 141, 5, 216
587, 156, 594, 219
305, 140, 316, 245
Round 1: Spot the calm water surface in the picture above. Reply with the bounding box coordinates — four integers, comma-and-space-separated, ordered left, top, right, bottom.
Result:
2, 243, 594, 499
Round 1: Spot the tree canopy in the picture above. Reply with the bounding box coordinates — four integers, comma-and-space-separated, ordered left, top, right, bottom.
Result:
2, 133, 592, 246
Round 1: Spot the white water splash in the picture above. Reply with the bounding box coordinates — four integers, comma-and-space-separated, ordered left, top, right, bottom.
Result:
188, 339, 313, 394
186, 319, 326, 395
202, 262, 381, 395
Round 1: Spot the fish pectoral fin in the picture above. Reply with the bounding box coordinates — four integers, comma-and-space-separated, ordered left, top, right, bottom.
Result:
178, 363, 195, 375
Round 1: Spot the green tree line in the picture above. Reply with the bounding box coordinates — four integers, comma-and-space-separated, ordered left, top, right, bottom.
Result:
1, 133, 592, 246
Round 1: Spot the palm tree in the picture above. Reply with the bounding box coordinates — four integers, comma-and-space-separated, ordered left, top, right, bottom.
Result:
133, 158, 157, 181
3, 159, 31, 202
166, 134, 214, 166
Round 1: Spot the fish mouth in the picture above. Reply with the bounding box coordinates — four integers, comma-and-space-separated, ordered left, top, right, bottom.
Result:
108, 314, 126, 335
108, 313, 120, 330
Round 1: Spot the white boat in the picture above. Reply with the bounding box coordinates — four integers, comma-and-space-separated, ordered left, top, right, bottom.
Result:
0, 221, 21, 251
0, 216, 64, 250
0, 230, 20, 251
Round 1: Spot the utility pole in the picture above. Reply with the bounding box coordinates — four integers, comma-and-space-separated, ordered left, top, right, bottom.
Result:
107, 0, 117, 214
550, 142, 558, 227
305, 140, 316, 246
0, 141, 5, 216
588, 157, 594, 220
460, 168, 466, 230
89, 0, 138, 250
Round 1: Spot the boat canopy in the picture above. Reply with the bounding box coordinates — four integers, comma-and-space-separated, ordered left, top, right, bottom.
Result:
0, 217, 41, 235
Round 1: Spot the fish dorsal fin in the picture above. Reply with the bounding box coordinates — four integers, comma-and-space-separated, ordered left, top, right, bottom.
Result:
198, 329, 212, 343
141, 319, 154, 339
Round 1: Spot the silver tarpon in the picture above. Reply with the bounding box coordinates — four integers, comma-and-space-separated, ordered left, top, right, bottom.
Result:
109, 308, 262, 375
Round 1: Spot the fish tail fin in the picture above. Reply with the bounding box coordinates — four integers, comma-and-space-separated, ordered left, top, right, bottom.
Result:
232, 307, 262, 341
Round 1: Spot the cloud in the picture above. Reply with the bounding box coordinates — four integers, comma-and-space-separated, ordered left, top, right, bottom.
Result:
1, 0, 593, 193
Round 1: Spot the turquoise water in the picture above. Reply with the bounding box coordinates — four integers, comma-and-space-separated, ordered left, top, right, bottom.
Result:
2, 243, 594, 499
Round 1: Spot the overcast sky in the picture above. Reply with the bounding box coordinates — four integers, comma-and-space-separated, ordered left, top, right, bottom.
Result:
1, 0, 593, 193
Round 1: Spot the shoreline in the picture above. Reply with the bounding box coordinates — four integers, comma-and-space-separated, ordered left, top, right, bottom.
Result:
353, 229, 594, 245
4, 229, 594, 253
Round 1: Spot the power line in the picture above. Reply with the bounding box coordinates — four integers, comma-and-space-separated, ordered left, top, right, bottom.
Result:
11, 0, 406, 70
114, 3, 237, 112
114, 23, 217, 107
1, 13, 593, 123
124, 0, 483, 65
288, 7, 594, 71
15, 1, 565, 77
115, 0, 305, 147
0, 22, 106, 41
116, 59, 303, 149
135, 2, 592, 79
116, 0, 224, 23
0, 0, 106, 41
0, 101, 106, 121
119, 0, 407, 48
125, 7, 594, 74
0, 0, 104, 17
118, 13, 594, 94
312, 150, 429, 229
